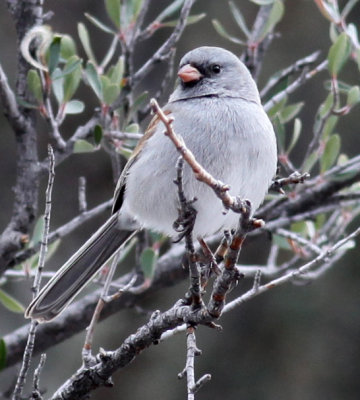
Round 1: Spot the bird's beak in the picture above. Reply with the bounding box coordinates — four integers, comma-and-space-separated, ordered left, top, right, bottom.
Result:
178, 64, 203, 83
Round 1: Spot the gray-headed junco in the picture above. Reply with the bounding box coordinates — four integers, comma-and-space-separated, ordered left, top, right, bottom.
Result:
25, 46, 277, 322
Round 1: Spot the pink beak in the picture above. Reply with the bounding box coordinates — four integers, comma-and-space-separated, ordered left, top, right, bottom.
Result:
178, 64, 203, 83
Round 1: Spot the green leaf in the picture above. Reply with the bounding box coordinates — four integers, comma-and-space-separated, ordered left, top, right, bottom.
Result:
273, 234, 291, 250
320, 134, 341, 173
85, 13, 115, 34
324, 79, 352, 93
267, 95, 287, 118
128, 91, 148, 116
303, 151, 319, 173
78, 23, 97, 64
73, 139, 96, 153
101, 75, 120, 105
155, 0, 185, 23
229, 1, 250, 38
212, 19, 245, 45
105, 0, 121, 28
132, 0, 145, 20
287, 118, 301, 154
328, 32, 351, 77
347, 86, 360, 106
279, 102, 304, 124
319, 92, 334, 117
94, 125, 103, 145
0, 289, 25, 313
27, 69, 43, 103
29, 239, 61, 270
329, 23, 338, 43
108, 56, 124, 85
85, 61, 103, 100
63, 56, 82, 102
64, 100, 85, 115
256, 0, 284, 42
272, 115, 285, 153
140, 248, 158, 279
322, 115, 338, 140
30, 215, 44, 247
118, 146, 133, 159
48, 36, 62, 76
52, 68, 64, 104
125, 123, 140, 133
0, 338, 6, 371
60, 34, 77, 60
162, 13, 206, 28
291, 221, 309, 236
56, 58, 82, 80
16, 97, 38, 109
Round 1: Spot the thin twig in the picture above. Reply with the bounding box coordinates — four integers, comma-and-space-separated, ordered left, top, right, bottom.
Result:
260, 51, 321, 98
264, 60, 328, 112
31, 353, 46, 400
82, 249, 123, 365
270, 171, 310, 194
178, 326, 211, 399
173, 157, 202, 307
12, 145, 55, 400
11, 199, 112, 267
224, 226, 360, 313
78, 176, 87, 213
131, 0, 195, 88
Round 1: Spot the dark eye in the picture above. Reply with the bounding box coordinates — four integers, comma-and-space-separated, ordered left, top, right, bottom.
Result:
211, 64, 221, 74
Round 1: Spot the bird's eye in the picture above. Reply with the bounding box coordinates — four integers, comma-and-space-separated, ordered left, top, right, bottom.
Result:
211, 64, 221, 74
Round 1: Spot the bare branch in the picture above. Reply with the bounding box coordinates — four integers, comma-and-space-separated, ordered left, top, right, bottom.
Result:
13, 146, 55, 400
260, 51, 321, 98
264, 60, 328, 112
131, 0, 195, 88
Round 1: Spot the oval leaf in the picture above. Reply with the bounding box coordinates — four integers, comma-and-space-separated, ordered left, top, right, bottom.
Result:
73, 139, 96, 153
229, 1, 250, 38
0, 289, 25, 313
257, 0, 284, 42
140, 248, 158, 279
60, 34, 77, 60
347, 85, 360, 106
212, 19, 245, 45
85, 61, 103, 100
320, 134, 341, 173
27, 69, 43, 103
85, 13, 115, 34
48, 36, 62, 76
78, 23, 97, 64
64, 100, 85, 115
105, 0, 121, 28
63, 56, 82, 102
328, 32, 351, 77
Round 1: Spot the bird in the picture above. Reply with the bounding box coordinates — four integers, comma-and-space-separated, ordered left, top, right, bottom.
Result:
25, 46, 277, 322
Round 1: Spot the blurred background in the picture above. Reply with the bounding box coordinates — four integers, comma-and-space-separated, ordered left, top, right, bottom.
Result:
0, 0, 360, 399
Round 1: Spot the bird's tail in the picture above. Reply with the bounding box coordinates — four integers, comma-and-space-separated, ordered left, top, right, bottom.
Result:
25, 213, 135, 322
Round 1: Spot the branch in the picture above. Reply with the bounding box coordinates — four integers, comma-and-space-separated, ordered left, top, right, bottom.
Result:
241, 4, 275, 79
3, 241, 189, 369
131, 0, 195, 88
0, 0, 44, 274
260, 50, 321, 98
264, 60, 328, 112
13, 146, 55, 400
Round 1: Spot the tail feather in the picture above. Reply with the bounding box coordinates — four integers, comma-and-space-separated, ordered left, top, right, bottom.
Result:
25, 213, 135, 322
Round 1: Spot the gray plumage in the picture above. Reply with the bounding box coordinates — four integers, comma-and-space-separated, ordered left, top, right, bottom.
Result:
25, 47, 277, 322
